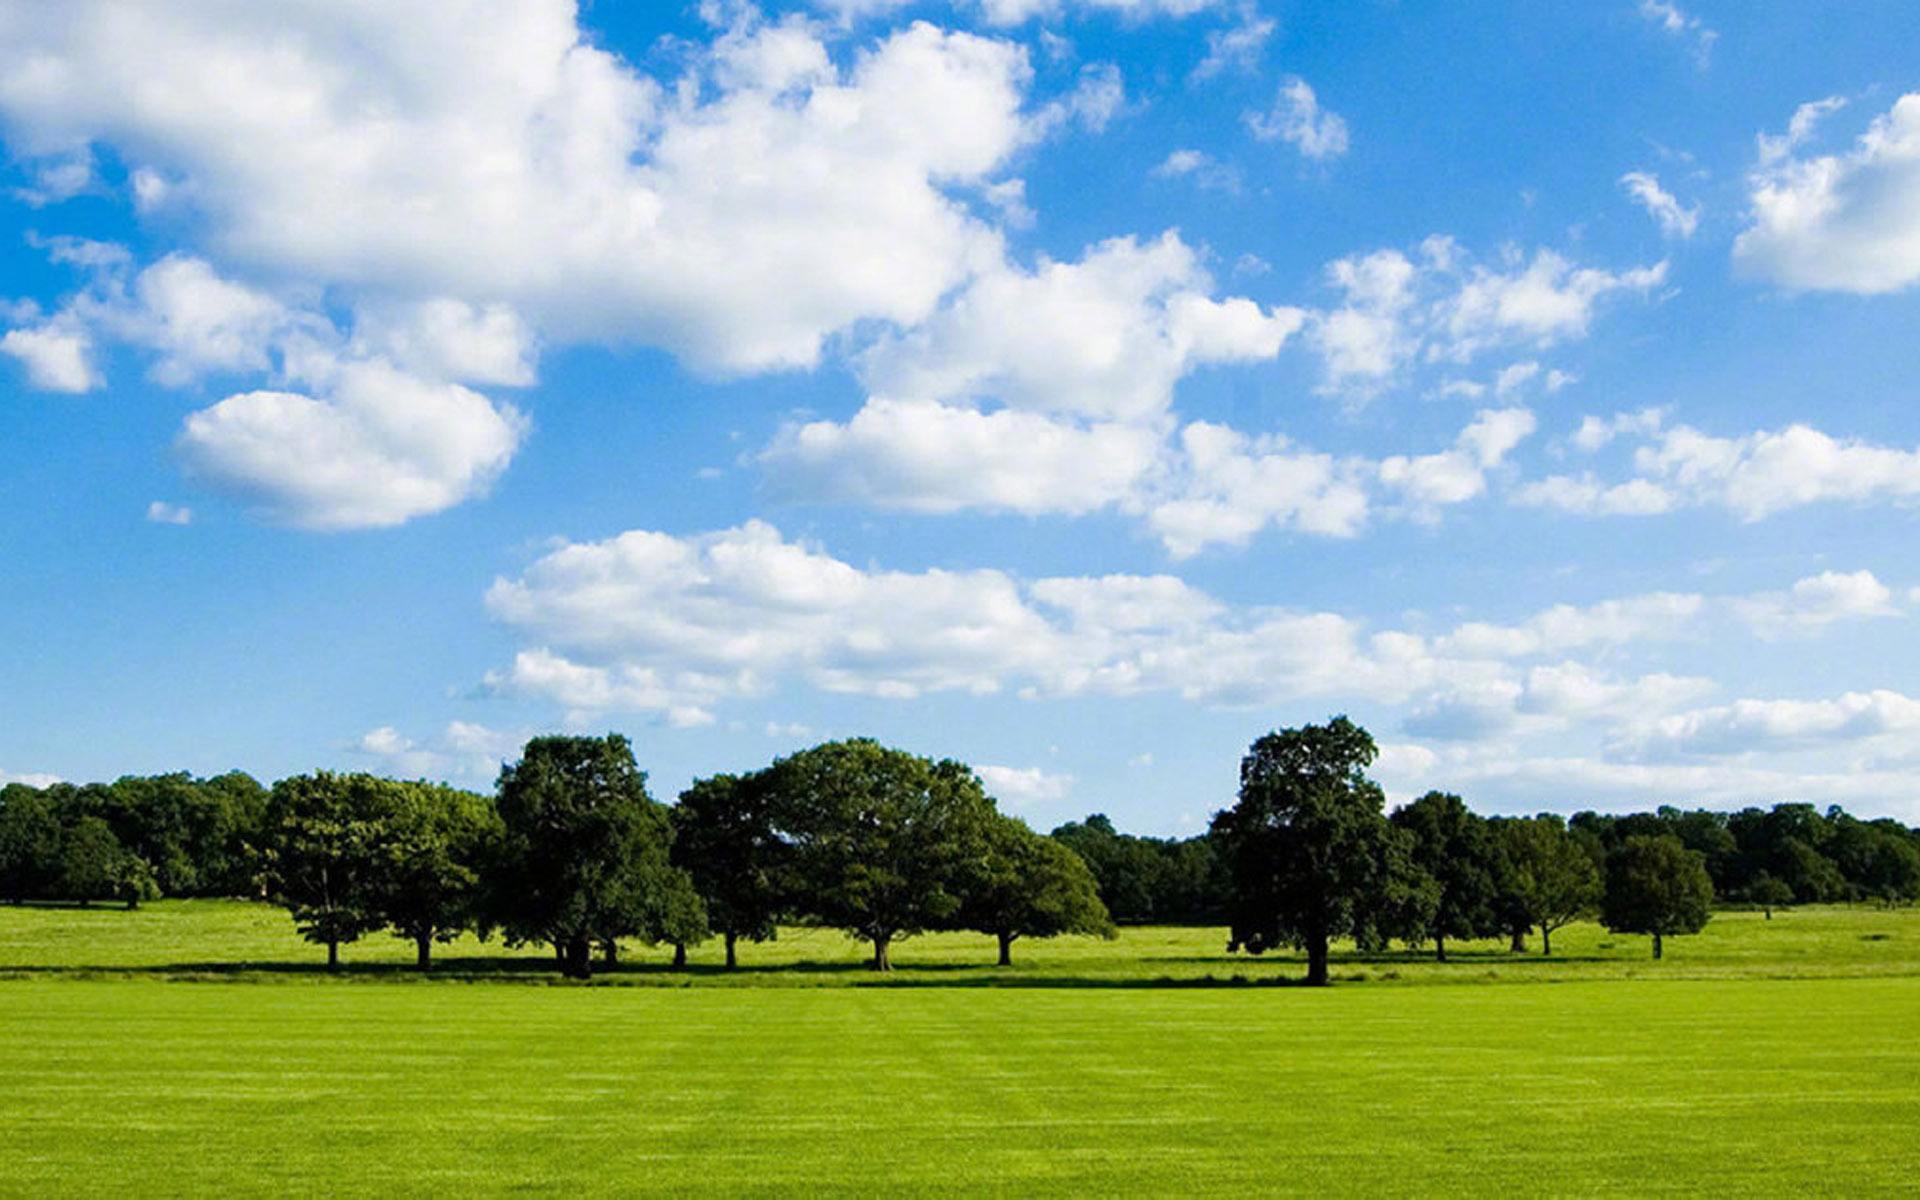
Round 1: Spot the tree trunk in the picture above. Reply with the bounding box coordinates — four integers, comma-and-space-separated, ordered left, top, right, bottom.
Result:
724, 932, 737, 970
554, 942, 566, 967
1305, 933, 1330, 986
1509, 929, 1526, 953
672, 942, 687, 970
1764, 907, 1772, 921
601, 939, 618, 966
327, 938, 340, 970
1542, 927, 1553, 957
1652, 931, 1663, 960
416, 933, 433, 970
997, 931, 1015, 967
564, 935, 593, 979
1435, 935, 1447, 963
871, 933, 893, 972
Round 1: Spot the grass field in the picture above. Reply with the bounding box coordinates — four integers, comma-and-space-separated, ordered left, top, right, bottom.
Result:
4, 903, 1918, 1194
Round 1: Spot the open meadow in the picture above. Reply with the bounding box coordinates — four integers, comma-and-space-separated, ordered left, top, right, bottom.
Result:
4, 902, 1918, 1194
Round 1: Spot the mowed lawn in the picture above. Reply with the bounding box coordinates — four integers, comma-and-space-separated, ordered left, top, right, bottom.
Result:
2, 977, 1916, 1194
3, 905, 1919, 1194
4, 898, 1920, 985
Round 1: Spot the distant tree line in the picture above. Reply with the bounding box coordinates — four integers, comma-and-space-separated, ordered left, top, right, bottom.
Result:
4, 718, 1918, 984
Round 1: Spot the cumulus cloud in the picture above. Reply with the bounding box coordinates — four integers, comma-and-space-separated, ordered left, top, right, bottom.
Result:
1631, 690, 1920, 760
762, 398, 1164, 516
1307, 239, 1664, 391
976, 763, 1075, 805
859, 232, 1303, 423
145, 500, 192, 526
0, 7, 1044, 372
1190, 3, 1274, 80
1736, 93, 1920, 293
1152, 148, 1242, 193
1246, 77, 1349, 160
1733, 570, 1901, 637
483, 520, 1886, 727
178, 360, 526, 531
0, 323, 98, 392
1519, 412, 1920, 522
1377, 407, 1535, 518
1620, 171, 1700, 238
355, 721, 528, 785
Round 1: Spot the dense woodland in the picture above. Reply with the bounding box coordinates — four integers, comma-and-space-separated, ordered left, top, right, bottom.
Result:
3, 719, 1917, 983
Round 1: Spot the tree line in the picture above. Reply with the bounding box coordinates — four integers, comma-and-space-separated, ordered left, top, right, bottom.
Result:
3, 719, 1917, 984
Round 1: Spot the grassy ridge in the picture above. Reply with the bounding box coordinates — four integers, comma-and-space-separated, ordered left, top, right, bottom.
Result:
2, 899, 1917, 985
3, 977, 1916, 1193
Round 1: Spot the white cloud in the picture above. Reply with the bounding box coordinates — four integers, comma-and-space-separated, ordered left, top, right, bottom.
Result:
1307, 240, 1662, 391
0, 8, 1041, 373
1147, 421, 1371, 555
1512, 473, 1677, 516
145, 500, 192, 526
1620, 170, 1700, 238
1736, 93, 1920, 293
356, 721, 528, 785
1377, 407, 1535, 518
485, 520, 1880, 726
1520, 412, 1920, 523
178, 359, 526, 531
861, 231, 1302, 423
350, 299, 537, 388
1152, 148, 1241, 193
1632, 690, 1920, 760
0, 323, 98, 392
1246, 77, 1349, 160
1191, 3, 1274, 80
976, 763, 1075, 804
1637, 1, 1716, 67
975, 0, 1228, 23
1733, 570, 1901, 637
1437, 250, 1667, 361
0, 768, 62, 788
762, 399, 1163, 516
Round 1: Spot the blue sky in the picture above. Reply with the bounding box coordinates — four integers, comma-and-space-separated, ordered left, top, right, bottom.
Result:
3, 0, 1919, 833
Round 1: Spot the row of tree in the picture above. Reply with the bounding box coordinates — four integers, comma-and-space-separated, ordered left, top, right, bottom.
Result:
263, 735, 1113, 976
5, 721, 1918, 986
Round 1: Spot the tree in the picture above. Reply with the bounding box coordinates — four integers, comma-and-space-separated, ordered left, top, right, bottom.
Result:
0, 786, 64, 903
1390, 791, 1501, 961
1742, 872, 1793, 920
372, 783, 499, 969
673, 773, 787, 969
1500, 815, 1601, 956
489, 734, 703, 979
265, 773, 394, 968
60, 816, 133, 907
966, 816, 1114, 966
1211, 716, 1419, 986
1863, 833, 1920, 907
766, 739, 995, 971
1601, 835, 1713, 959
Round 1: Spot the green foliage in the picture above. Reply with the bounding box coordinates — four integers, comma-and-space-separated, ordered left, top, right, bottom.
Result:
1742, 872, 1794, 917
672, 773, 787, 967
966, 816, 1115, 965
1498, 815, 1601, 955
1212, 716, 1426, 984
765, 739, 995, 970
1390, 791, 1501, 959
1602, 835, 1714, 958
372, 783, 499, 968
0, 787, 64, 903
59, 816, 135, 907
1047, 814, 1227, 924
264, 773, 397, 965
490, 734, 703, 977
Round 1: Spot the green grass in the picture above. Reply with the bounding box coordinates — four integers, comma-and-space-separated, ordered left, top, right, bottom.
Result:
2, 898, 1917, 986
3, 903, 1918, 1194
